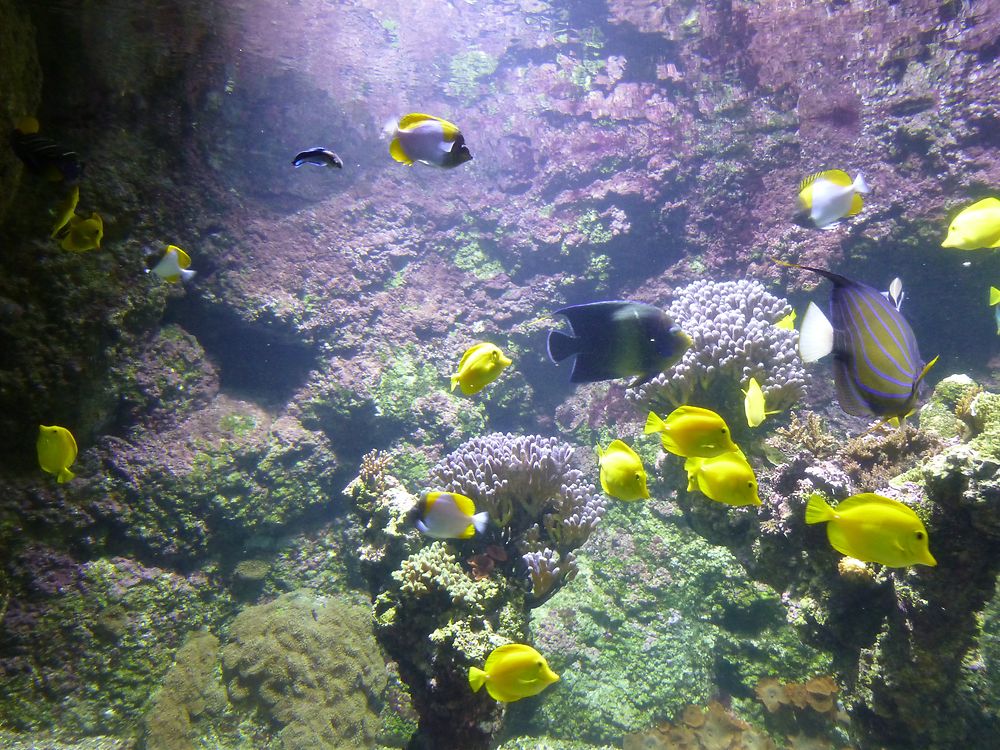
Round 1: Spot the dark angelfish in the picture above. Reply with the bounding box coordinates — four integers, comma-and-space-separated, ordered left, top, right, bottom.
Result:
291, 147, 343, 169
546, 300, 692, 385
10, 117, 83, 184
781, 261, 938, 421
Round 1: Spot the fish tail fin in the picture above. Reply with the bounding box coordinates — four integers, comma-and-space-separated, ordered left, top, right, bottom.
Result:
643, 411, 666, 434
469, 666, 488, 692
57, 467, 75, 483
471, 511, 489, 535
180, 269, 196, 282
798, 302, 834, 362
853, 172, 871, 194
546, 330, 578, 364
805, 493, 835, 524
990, 287, 1000, 307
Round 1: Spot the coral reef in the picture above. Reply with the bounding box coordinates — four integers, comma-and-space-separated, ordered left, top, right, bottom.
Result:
627, 279, 805, 431
428, 432, 606, 603
221, 590, 387, 750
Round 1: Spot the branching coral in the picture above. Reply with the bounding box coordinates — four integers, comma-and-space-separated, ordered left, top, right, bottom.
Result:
428, 433, 605, 604
627, 279, 804, 414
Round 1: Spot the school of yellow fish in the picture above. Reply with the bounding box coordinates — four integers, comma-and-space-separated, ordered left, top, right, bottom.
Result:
21, 107, 994, 709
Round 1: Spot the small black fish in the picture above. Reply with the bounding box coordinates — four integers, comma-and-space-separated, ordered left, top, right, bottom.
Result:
547, 300, 692, 385
10, 121, 83, 184
292, 147, 343, 169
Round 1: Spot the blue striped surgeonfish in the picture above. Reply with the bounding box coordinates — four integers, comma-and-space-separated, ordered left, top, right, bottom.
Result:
779, 261, 938, 422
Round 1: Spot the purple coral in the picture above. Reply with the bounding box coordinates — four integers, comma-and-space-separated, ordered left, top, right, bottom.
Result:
428, 433, 605, 604
627, 278, 805, 411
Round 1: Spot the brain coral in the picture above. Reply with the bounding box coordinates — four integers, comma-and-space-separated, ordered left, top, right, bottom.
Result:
627, 278, 805, 414
428, 433, 606, 604
221, 590, 387, 750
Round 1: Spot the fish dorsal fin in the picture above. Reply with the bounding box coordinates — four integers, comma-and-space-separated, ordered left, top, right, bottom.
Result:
485, 643, 530, 672
448, 492, 476, 516
606, 439, 629, 455
846, 193, 864, 216
799, 169, 851, 191
167, 245, 191, 269
836, 492, 909, 514
397, 113, 439, 130
458, 343, 487, 370
389, 138, 413, 165
968, 197, 1000, 212
831, 356, 874, 416
798, 301, 834, 362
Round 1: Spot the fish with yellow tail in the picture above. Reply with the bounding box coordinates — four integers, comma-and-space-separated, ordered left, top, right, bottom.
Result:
450, 342, 512, 395
742, 377, 780, 428
793, 169, 870, 229
415, 491, 488, 539
37, 425, 77, 483
991, 286, 1000, 335
941, 197, 1000, 250
149, 245, 196, 283
596, 439, 649, 502
805, 493, 936, 568
50, 185, 79, 238
774, 309, 796, 330
55, 211, 103, 252
644, 405, 739, 458
384, 113, 472, 168
684, 449, 761, 507
469, 643, 559, 703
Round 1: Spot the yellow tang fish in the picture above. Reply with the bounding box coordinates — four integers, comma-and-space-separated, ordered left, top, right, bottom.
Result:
50, 185, 80, 238
415, 491, 489, 539
742, 377, 779, 428
37, 424, 78, 483
596, 439, 649, 502
805, 493, 936, 568
941, 197, 1000, 250
991, 286, 1000, 335
774, 309, 796, 330
684, 449, 760, 506
794, 169, 870, 229
56, 211, 103, 252
450, 342, 512, 395
644, 405, 738, 458
385, 113, 472, 168
469, 643, 559, 703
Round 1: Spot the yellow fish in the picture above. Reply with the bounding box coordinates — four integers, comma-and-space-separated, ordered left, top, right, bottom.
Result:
385, 113, 472, 168
774, 310, 796, 330
50, 185, 80, 238
57, 211, 103, 252
644, 406, 739, 458
450, 342, 512, 395
596, 439, 649, 502
941, 197, 1000, 250
469, 643, 559, 703
991, 287, 1000, 335
794, 169, 870, 229
415, 491, 489, 539
37, 424, 78, 483
805, 493, 936, 568
684, 449, 760, 506
742, 377, 779, 428
150, 245, 196, 283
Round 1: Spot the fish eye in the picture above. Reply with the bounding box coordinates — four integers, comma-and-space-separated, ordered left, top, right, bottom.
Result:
635, 472, 642, 481
491, 351, 498, 361
915, 531, 924, 540
747, 481, 753, 488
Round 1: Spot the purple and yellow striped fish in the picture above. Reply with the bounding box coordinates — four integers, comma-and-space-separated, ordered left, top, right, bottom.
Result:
779, 261, 938, 422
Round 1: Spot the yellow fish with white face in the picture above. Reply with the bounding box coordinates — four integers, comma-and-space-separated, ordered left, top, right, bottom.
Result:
596, 439, 649, 502
743, 377, 779, 428
941, 197, 1000, 250
684, 449, 760, 506
450, 342, 512, 395
805, 493, 936, 568
469, 643, 559, 702
37, 424, 78, 483
644, 405, 739, 458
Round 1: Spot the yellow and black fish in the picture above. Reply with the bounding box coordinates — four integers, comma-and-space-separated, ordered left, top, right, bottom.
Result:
782, 261, 937, 422
385, 113, 472, 168
10, 117, 83, 184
